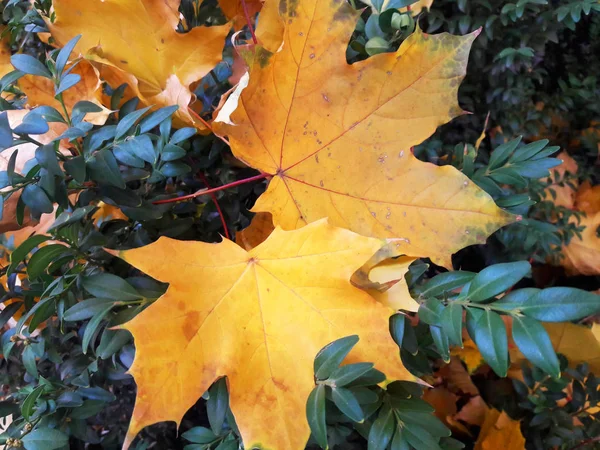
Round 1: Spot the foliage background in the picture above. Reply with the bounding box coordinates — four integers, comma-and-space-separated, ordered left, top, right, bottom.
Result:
0, 0, 598, 449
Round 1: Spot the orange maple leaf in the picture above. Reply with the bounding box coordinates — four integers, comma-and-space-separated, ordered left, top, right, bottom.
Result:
214, 0, 513, 267
110, 220, 413, 450
45, 0, 230, 130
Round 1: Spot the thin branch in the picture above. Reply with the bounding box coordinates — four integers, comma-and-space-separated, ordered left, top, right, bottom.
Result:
153, 172, 270, 205
241, 0, 258, 44
198, 172, 231, 240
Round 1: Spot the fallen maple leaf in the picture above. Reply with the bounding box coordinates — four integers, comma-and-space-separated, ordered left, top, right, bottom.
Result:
110, 220, 412, 450
541, 151, 578, 210
19, 60, 111, 125
558, 181, 600, 275
0, 27, 13, 79
474, 409, 525, 450
214, 0, 513, 267
46, 0, 230, 129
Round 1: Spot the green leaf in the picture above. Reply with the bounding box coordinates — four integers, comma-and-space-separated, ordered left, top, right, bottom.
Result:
22, 345, 39, 379
82, 304, 113, 354
63, 155, 86, 183
391, 428, 411, 450
139, 105, 178, 134
11, 54, 52, 78
488, 137, 521, 170
0, 301, 23, 329
402, 425, 443, 450
306, 384, 328, 449
8, 235, 52, 276
55, 35, 81, 75
466, 309, 508, 377
69, 400, 106, 419
55, 73, 81, 95
207, 377, 229, 434
115, 106, 152, 140
430, 326, 450, 362
493, 288, 540, 311
21, 384, 45, 420
22, 428, 69, 450
81, 273, 141, 301
418, 298, 445, 326
87, 149, 125, 188
170, 127, 196, 145
441, 303, 463, 347
331, 387, 364, 422
28, 244, 71, 279
365, 37, 389, 56
182, 427, 217, 444
418, 271, 475, 298
512, 316, 559, 378
368, 405, 395, 450
64, 298, 116, 321
22, 184, 54, 215
520, 288, 600, 322
96, 328, 131, 359
314, 335, 359, 380
467, 261, 531, 302
329, 362, 374, 387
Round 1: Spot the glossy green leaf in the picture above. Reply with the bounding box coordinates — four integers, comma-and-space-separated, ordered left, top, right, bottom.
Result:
466, 309, 508, 376
331, 387, 364, 422
520, 288, 600, 322
314, 335, 359, 380
512, 315, 559, 378
306, 385, 328, 449
81, 273, 141, 301
467, 261, 531, 302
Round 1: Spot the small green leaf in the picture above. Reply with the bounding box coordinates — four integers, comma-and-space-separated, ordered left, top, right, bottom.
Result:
520, 288, 600, 322
64, 298, 116, 321
418, 298, 445, 326
365, 37, 389, 56
22, 184, 54, 215
207, 377, 229, 434
441, 303, 463, 347
512, 315, 559, 378
466, 309, 508, 376
21, 384, 45, 420
467, 261, 531, 302
55, 35, 81, 75
306, 385, 328, 449
488, 137, 521, 170
82, 304, 112, 354
139, 105, 178, 133
8, 235, 52, 276
11, 54, 52, 78
368, 404, 395, 450
182, 427, 217, 444
418, 271, 475, 297
314, 335, 359, 380
27, 244, 72, 279
22, 428, 69, 450
115, 106, 152, 140
391, 428, 410, 450
22, 345, 39, 379
81, 273, 141, 301
332, 387, 364, 422
329, 362, 374, 387
430, 325, 450, 362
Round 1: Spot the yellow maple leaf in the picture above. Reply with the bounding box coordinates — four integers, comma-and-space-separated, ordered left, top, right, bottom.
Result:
351, 244, 419, 311
541, 150, 578, 210
110, 220, 412, 449
46, 0, 230, 130
214, 0, 513, 267
474, 409, 525, 450
19, 60, 111, 125
0, 27, 13, 79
